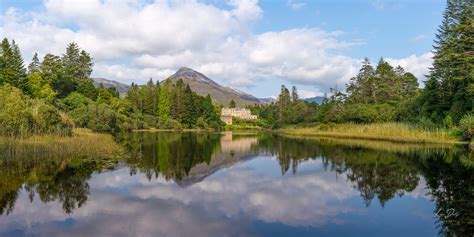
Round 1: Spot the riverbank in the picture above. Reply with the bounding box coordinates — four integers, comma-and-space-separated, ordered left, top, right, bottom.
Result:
278, 123, 462, 144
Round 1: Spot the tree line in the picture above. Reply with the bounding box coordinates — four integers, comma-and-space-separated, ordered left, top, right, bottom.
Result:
251, 0, 473, 139
0, 40, 222, 137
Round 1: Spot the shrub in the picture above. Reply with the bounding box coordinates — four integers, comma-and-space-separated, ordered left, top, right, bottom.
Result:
459, 114, 474, 141
61, 92, 91, 111
443, 115, 454, 129
69, 102, 117, 132
143, 114, 159, 128
416, 117, 440, 131
30, 100, 73, 135
157, 118, 182, 130
0, 84, 72, 137
342, 103, 395, 123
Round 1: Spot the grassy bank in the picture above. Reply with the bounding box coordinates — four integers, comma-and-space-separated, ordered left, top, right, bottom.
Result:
133, 128, 211, 132
0, 128, 124, 160
278, 123, 461, 144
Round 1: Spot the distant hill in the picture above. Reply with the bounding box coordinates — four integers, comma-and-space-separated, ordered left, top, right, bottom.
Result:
162, 67, 261, 107
92, 68, 264, 106
303, 96, 325, 104
258, 97, 276, 104
92, 78, 131, 95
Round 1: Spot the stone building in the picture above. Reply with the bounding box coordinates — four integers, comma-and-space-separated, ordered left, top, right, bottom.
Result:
220, 107, 258, 125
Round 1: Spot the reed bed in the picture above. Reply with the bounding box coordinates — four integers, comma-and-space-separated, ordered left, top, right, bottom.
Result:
0, 128, 124, 160
279, 122, 460, 144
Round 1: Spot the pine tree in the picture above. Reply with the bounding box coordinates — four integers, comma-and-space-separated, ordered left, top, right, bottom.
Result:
229, 99, 236, 108
28, 52, 41, 74
291, 86, 298, 103
171, 79, 185, 120
0, 38, 13, 86
60, 42, 92, 97
346, 58, 375, 104
77, 79, 98, 100
126, 83, 141, 111
158, 81, 171, 120
202, 94, 218, 122
276, 85, 291, 125
182, 84, 196, 127
0, 38, 27, 89
142, 78, 156, 115
422, 0, 473, 121
78, 50, 93, 79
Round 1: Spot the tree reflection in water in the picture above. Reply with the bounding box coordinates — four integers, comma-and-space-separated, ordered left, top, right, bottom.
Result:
0, 132, 472, 235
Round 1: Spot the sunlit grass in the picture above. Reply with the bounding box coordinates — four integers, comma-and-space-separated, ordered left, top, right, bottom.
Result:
279, 122, 460, 144
0, 128, 124, 160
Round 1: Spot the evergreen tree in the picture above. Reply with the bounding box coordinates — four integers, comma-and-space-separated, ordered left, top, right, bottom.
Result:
28, 52, 41, 74
170, 79, 185, 120
346, 58, 375, 104
202, 94, 218, 122
59, 42, 93, 97
142, 78, 159, 115
422, 0, 473, 121
77, 79, 98, 100
78, 50, 93, 79
158, 81, 171, 120
42, 53, 68, 97
276, 85, 291, 125
126, 83, 141, 111
182, 84, 196, 127
291, 86, 299, 103
0, 38, 27, 89
62, 42, 81, 79
229, 99, 236, 108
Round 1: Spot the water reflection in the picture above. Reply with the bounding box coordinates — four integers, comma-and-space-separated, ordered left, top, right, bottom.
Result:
0, 132, 472, 236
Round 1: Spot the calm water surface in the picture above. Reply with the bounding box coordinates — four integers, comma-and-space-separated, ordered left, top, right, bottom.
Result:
0, 132, 473, 237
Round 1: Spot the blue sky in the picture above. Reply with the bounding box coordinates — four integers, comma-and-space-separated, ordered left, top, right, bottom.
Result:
0, 0, 445, 98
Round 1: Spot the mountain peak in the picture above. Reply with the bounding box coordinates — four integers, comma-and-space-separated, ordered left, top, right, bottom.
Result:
172, 67, 216, 84
176, 67, 196, 74
164, 68, 261, 106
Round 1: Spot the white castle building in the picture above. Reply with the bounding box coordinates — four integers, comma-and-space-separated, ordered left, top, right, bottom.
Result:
220, 108, 258, 125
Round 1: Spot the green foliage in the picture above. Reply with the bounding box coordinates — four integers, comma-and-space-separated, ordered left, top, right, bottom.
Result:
0, 84, 72, 137
342, 103, 395, 123
229, 99, 236, 108
70, 103, 116, 132
76, 79, 98, 100
459, 114, 474, 141
347, 58, 419, 104
419, 0, 473, 122
443, 115, 454, 129
27, 73, 57, 103
158, 82, 171, 120
0, 39, 27, 90
0, 38, 224, 135
61, 92, 91, 111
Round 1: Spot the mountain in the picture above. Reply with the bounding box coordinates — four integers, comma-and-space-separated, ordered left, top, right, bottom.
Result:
93, 78, 131, 95
163, 67, 261, 107
304, 96, 325, 104
258, 97, 276, 104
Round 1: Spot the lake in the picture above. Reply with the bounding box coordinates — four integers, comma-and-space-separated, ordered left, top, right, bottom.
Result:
0, 132, 472, 237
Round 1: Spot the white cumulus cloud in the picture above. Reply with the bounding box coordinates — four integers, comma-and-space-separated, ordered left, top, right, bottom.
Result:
0, 0, 433, 95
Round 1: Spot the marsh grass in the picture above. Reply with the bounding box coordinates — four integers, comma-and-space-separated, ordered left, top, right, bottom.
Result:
0, 128, 124, 161
279, 122, 460, 144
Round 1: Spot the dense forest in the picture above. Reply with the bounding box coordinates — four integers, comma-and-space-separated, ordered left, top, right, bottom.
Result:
250, 0, 473, 140
0, 0, 472, 140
